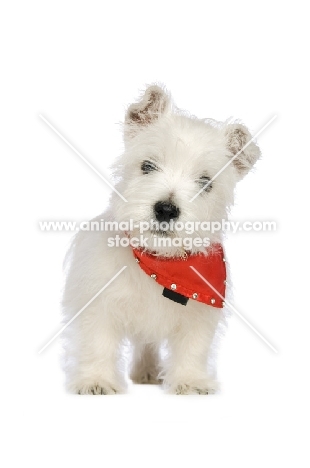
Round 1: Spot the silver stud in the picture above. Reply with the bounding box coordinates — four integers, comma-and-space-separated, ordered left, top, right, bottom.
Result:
135, 258, 140, 263
223, 258, 226, 262
192, 293, 198, 299
171, 283, 177, 290
224, 280, 227, 285
222, 301, 225, 307
211, 298, 216, 305
150, 274, 157, 279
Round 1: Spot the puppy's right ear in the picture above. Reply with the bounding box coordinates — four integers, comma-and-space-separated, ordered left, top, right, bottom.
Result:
125, 85, 171, 137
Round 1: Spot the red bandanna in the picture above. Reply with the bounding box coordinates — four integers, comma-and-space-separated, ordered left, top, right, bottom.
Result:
131, 244, 226, 308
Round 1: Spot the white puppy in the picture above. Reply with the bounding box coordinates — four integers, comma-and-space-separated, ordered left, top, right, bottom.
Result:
62, 85, 260, 394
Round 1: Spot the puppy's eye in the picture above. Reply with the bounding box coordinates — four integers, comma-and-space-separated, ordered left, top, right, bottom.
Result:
197, 175, 213, 192
141, 160, 157, 174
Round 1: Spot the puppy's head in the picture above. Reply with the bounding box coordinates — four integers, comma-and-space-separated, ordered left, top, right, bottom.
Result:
112, 85, 260, 256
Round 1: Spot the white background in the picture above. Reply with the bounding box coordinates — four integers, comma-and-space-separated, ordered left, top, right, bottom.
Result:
1, 1, 309, 466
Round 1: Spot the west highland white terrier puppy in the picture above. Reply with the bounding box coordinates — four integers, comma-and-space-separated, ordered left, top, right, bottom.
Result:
62, 85, 260, 394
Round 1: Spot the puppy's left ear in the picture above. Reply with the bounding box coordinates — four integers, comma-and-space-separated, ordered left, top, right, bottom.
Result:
225, 123, 261, 178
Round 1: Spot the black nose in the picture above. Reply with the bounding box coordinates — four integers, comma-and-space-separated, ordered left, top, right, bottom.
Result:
154, 201, 180, 223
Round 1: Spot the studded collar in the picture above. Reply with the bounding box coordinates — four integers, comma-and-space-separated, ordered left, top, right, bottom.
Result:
131, 244, 226, 308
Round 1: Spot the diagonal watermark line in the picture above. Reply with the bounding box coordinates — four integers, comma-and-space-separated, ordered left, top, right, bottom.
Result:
39, 114, 128, 202
38, 266, 127, 354
190, 266, 278, 353
190, 115, 277, 202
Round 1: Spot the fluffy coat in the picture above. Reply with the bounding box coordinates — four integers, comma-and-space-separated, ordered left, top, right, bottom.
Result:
61, 85, 260, 394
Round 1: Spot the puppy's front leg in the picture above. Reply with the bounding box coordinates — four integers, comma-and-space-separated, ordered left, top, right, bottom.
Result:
164, 309, 221, 395
62, 306, 125, 395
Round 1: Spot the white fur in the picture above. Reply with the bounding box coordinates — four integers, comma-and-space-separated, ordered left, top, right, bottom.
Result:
61, 85, 260, 395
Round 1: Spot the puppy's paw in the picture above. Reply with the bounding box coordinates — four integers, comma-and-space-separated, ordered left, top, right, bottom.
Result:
169, 380, 219, 395
131, 370, 162, 385
77, 384, 117, 395
70, 379, 124, 395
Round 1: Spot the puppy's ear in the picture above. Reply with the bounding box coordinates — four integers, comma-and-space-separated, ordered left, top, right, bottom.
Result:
225, 123, 261, 178
125, 85, 170, 136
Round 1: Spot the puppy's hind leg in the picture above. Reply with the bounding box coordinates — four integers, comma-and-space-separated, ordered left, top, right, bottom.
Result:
130, 343, 162, 385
